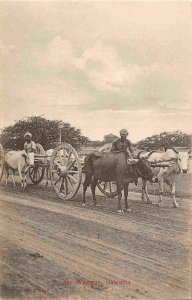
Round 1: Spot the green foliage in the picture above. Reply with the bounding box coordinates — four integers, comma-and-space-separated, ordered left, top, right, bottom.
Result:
136, 131, 192, 150
0, 116, 91, 151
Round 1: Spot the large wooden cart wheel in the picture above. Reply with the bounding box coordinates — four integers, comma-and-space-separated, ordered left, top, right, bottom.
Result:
50, 143, 82, 201
29, 143, 45, 185
0, 144, 4, 181
96, 143, 118, 198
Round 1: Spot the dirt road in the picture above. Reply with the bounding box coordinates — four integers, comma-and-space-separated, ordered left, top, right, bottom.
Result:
0, 183, 191, 299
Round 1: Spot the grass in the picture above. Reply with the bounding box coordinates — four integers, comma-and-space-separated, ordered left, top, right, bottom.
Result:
129, 173, 192, 199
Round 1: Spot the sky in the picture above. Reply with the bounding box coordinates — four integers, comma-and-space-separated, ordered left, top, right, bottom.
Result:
0, 1, 192, 142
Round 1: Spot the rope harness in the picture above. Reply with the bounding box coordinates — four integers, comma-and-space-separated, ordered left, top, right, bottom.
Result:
135, 167, 153, 180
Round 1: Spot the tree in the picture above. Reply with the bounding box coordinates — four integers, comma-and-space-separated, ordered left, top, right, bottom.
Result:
136, 131, 192, 150
91, 133, 118, 148
0, 116, 91, 151
103, 134, 118, 144
91, 140, 103, 148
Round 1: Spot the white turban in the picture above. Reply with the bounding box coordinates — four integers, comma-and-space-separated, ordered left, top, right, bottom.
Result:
24, 132, 32, 138
119, 129, 128, 135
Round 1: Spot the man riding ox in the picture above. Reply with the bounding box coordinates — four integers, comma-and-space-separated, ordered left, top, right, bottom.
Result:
138, 147, 192, 208
83, 129, 155, 213
110, 129, 138, 185
3, 132, 36, 190
110, 129, 134, 158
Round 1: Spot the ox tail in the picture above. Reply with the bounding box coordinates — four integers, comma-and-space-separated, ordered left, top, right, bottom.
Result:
83, 155, 95, 187
84, 175, 93, 187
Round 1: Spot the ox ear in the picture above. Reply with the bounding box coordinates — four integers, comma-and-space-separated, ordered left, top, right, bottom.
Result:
173, 147, 179, 154
21, 150, 27, 158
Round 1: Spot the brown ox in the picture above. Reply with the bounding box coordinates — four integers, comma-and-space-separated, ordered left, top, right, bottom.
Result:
82, 151, 155, 213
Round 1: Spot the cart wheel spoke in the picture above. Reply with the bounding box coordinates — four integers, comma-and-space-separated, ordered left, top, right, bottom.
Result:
33, 168, 37, 180
66, 176, 73, 189
68, 174, 77, 184
97, 180, 119, 198
54, 176, 62, 185
37, 168, 42, 178
59, 149, 66, 166
68, 160, 76, 170
109, 182, 112, 194
59, 178, 64, 192
67, 152, 72, 166
64, 178, 69, 195
29, 168, 34, 176
68, 170, 79, 174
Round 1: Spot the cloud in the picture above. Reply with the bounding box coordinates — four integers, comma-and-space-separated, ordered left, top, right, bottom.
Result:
48, 37, 75, 66
28, 36, 192, 112
76, 41, 150, 92
36, 38, 153, 93
37, 36, 77, 68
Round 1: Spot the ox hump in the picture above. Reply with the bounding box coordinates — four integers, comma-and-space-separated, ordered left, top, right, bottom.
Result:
4, 150, 27, 169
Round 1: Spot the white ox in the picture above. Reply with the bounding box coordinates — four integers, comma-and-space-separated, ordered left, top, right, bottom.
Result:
4, 150, 34, 190
138, 148, 192, 208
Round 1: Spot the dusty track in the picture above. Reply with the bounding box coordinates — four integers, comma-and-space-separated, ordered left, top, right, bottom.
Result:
0, 182, 191, 299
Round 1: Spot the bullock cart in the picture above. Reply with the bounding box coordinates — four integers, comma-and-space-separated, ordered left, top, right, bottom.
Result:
0, 142, 82, 201
0, 141, 172, 201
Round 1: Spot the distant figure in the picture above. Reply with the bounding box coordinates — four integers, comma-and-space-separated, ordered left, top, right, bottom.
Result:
24, 132, 36, 153
110, 129, 134, 159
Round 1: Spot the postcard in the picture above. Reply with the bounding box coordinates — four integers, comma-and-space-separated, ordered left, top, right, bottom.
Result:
0, 1, 191, 299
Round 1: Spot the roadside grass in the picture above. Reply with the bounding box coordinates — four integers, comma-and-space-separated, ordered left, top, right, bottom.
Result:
129, 173, 192, 199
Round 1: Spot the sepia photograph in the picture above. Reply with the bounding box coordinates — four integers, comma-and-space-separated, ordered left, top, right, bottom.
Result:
0, 1, 191, 299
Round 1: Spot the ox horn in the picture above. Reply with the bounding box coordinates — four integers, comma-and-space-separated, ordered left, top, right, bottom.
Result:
188, 148, 192, 154
137, 150, 145, 159
146, 150, 156, 159
173, 147, 179, 154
